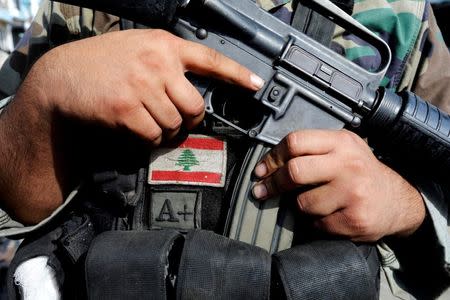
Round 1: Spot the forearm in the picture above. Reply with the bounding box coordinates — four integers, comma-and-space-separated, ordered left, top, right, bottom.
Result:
0, 78, 63, 225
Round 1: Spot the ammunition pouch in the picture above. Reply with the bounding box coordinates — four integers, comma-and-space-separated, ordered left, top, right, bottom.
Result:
86, 230, 183, 299
9, 225, 378, 299
272, 240, 379, 300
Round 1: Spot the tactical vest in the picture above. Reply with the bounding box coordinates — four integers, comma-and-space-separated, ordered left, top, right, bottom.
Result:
8, 1, 380, 299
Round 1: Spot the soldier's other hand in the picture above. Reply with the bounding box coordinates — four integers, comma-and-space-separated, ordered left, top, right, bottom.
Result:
28, 29, 264, 145
251, 129, 426, 242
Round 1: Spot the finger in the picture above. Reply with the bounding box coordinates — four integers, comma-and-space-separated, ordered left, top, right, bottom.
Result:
165, 75, 205, 129
254, 129, 342, 178
252, 155, 337, 200
296, 185, 347, 217
179, 41, 264, 91
142, 92, 182, 139
122, 107, 162, 145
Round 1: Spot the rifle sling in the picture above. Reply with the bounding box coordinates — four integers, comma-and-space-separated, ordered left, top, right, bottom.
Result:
292, 0, 354, 46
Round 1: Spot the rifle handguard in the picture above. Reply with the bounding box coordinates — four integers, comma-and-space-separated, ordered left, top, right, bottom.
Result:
367, 89, 450, 174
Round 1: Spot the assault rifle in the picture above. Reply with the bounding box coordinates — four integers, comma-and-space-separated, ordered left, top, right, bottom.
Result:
57, 0, 450, 174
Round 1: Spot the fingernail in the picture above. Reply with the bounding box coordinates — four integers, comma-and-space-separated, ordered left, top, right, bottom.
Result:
250, 74, 265, 89
254, 162, 268, 178
252, 183, 268, 199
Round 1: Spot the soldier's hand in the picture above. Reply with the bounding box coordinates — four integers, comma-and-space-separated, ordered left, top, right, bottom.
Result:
0, 29, 264, 224
251, 129, 426, 242
28, 29, 264, 144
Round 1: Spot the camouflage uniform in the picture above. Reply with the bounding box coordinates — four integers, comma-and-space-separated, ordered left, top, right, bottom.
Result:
0, 0, 449, 298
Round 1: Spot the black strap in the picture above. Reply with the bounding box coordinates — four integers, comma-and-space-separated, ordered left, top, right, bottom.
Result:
292, 0, 354, 46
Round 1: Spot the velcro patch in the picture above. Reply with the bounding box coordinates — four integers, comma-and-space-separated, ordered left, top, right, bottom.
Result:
148, 135, 227, 187
150, 191, 201, 231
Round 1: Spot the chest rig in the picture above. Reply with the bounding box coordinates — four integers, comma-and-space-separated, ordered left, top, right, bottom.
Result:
91, 120, 253, 235
110, 0, 351, 247
8, 1, 380, 299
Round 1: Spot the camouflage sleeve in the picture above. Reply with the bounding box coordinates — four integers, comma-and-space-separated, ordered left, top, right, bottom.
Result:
0, 0, 52, 98
378, 5, 450, 298
409, 5, 450, 268
0, 0, 120, 99
404, 6, 450, 113
414, 10, 450, 293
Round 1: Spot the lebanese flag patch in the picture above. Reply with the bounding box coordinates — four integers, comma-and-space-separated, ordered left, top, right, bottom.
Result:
148, 135, 227, 187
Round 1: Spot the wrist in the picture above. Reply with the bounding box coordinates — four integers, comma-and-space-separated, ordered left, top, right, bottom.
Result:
392, 183, 426, 237
0, 74, 61, 223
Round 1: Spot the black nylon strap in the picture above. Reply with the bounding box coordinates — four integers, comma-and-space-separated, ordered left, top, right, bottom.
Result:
58, 215, 95, 264
292, 0, 354, 46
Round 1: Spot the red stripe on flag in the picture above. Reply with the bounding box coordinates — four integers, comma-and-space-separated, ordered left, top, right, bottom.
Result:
151, 171, 222, 184
178, 137, 223, 150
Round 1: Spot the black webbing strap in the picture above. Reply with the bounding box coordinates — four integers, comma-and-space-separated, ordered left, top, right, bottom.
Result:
272, 240, 379, 300
85, 230, 184, 300
292, 0, 354, 46
176, 230, 271, 300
